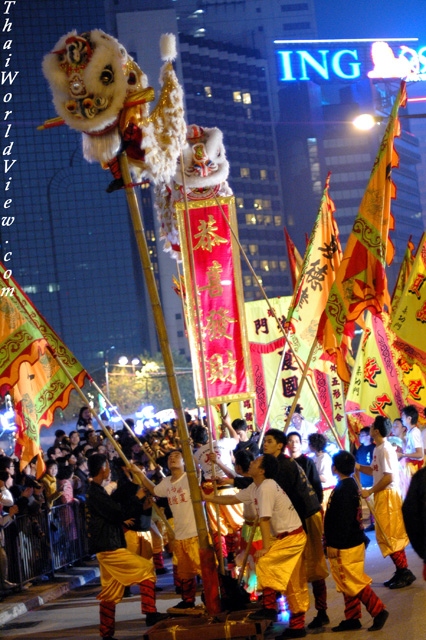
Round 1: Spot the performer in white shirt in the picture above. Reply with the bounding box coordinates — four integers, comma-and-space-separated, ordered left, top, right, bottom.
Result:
135, 450, 201, 610
203, 454, 309, 639
399, 405, 424, 479
193, 419, 243, 564
356, 416, 416, 590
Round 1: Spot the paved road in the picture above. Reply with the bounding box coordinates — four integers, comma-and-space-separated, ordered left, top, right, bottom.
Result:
1, 531, 425, 640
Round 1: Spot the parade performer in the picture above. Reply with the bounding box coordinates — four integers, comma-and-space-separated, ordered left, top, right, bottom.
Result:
286, 431, 329, 629
263, 429, 328, 629
355, 416, 416, 589
86, 454, 167, 639
203, 454, 309, 639
133, 450, 202, 610
308, 432, 336, 513
42, 30, 186, 191
193, 419, 244, 564
324, 451, 389, 632
398, 405, 424, 478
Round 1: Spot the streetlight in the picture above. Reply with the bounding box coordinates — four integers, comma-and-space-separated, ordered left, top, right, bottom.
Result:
353, 112, 426, 130
118, 356, 129, 366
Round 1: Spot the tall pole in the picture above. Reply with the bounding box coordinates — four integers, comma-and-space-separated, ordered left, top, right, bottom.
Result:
119, 153, 220, 613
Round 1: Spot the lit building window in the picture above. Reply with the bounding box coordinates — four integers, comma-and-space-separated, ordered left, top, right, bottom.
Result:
22, 285, 38, 294
240, 167, 250, 178
204, 86, 212, 98
248, 244, 258, 255
47, 283, 60, 292
243, 92, 252, 104
261, 261, 270, 271
274, 215, 282, 226
263, 200, 272, 210
236, 197, 244, 208
233, 91, 242, 102
254, 198, 262, 209
243, 275, 252, 287
280, 260, 288, 271
270, 260, 278, 270
246, 213, 256, 224
246, 108, 252, 119
260, 169, 267, 180
264, 215, 273, 225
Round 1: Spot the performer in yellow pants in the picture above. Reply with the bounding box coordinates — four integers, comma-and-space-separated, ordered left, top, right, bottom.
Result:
204, 454, 309, 640
356, 415, 416, 590
325, 450, 389, 632
86, 455, 167, 639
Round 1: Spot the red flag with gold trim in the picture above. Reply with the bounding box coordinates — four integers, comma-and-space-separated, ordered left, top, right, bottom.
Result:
0, 265, 87, 476
284, 227, 303, 290
316, 82, 407, 382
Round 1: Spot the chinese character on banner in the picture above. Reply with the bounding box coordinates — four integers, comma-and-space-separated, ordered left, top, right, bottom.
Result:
254, 318, 269, 335
408, 273, 426, 300
363, 357, 381, 387
416, 301, 426, 323
282, 375, 298, 398
370, 393, 392, 417
176, 196, 255, 405
407, 379, 424, 401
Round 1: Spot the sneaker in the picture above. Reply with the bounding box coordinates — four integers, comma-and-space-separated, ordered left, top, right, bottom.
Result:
383, 571, 398, 587
278, 628, 307, 639
145, 612, 169, 626
388, 568, 416, 589
307, 610, 330, 629
248, 607, 277, 621
368, 609, 389, 631
169, 600, 196, 610
332, 619, 362, 632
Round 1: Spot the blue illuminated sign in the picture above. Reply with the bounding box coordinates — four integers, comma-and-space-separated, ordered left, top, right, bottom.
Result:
276, 40, 426, 83
277, 49, 361, 82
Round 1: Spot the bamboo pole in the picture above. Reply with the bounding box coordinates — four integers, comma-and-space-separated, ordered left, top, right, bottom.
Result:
118, 154, 221, 611
237, 516, 259, 586
179, 152, 225, 574
49, 348, 175, 539
257, 346, 287, 449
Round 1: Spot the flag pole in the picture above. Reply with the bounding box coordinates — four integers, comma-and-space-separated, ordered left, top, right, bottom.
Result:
119, 152, 221, 613
87, 377, 168, 477
283, 337, 344, 450
179, 152, 225, 574
48, 347, 175, 540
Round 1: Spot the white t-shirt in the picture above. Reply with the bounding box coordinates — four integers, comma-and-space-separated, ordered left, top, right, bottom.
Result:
154, 472, 197, 540
237, 478, 301, 537
313, 452, 336, 489
371, 440, 399, 492
194, 438, 236, 479
405, 426, 424, 457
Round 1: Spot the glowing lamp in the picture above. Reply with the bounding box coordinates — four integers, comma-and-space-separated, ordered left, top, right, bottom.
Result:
353, 114, 377, 130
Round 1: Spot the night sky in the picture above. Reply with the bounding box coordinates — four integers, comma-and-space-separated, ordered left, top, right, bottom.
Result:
315, 0, 426, 40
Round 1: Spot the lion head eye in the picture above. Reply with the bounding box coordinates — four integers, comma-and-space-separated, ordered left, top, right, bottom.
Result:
100, 65, 114, 85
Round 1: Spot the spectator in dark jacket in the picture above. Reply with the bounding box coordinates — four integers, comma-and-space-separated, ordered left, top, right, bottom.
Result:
402, 466, 426, 581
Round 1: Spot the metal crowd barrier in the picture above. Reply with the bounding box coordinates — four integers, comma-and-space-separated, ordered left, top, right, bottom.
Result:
2, 502, 90, 590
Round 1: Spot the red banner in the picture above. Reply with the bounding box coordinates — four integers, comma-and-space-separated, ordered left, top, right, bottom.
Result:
176, 196, 254, 405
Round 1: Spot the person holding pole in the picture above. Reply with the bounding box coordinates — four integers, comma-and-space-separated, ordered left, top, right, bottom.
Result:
132, 450, 203, 611
324, 451, 389, 632
193, 420, 244, 564
203, 453, 309, 639
355, 415, 416, 590
86, 454, 167, 640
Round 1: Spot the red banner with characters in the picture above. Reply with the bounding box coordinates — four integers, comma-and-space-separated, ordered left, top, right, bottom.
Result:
176, 196, 254, 405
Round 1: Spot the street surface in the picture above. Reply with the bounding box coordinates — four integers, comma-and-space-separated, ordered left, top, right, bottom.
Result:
0, 531, 425, 640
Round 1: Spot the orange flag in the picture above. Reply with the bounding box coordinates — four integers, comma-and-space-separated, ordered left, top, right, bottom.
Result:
391, 235, 415, 316
316, 82, 407, 383
286, 173, 343, 356
284, 227, 303, 289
